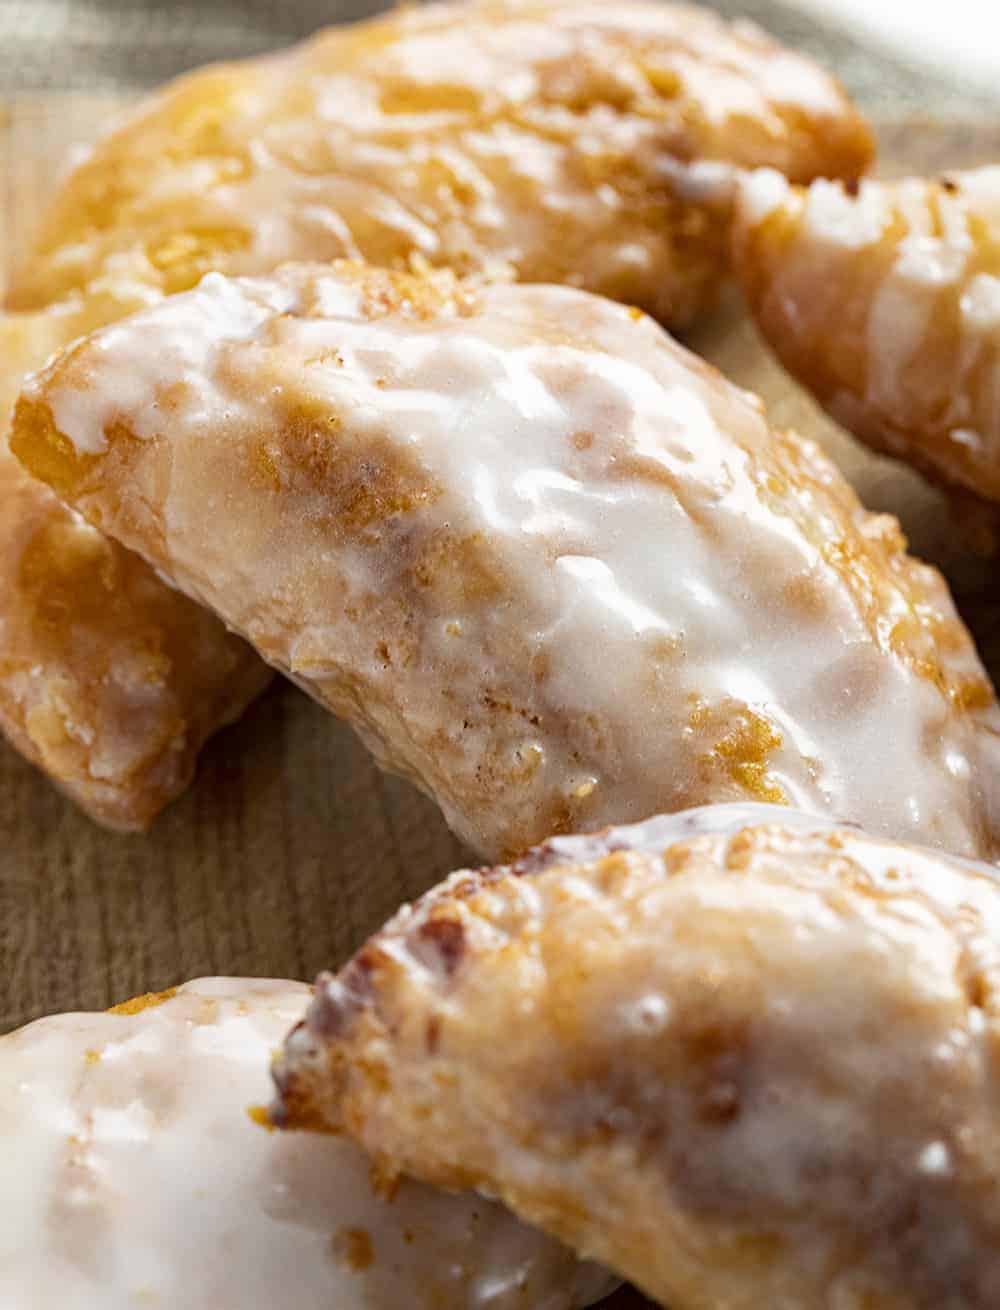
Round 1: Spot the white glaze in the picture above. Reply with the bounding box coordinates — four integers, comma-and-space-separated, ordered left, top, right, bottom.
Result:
803, 177, 888, 248
736, 166, 1000, 506
517, 799, 997, 878
961, 272, 1000, 331
0, 978, 613, 1309
47, 273, 297, 455
22, 267, 997, 860
736, 166, 791, 225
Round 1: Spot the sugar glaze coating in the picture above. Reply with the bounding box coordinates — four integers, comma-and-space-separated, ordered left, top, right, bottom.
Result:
7, 0, 873, 328
734, 166, 1000, 503
13, 262, 1000, 859
273, 803, 1000, 1310
0, 977, 613, 1309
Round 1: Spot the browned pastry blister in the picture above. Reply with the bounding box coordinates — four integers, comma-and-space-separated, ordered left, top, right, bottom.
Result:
11, 262, 1000, 859
734, 166, 1000, 513
272, 803, 1000, 1310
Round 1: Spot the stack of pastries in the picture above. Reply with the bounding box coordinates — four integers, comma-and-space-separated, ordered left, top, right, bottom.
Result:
3, 2, 1000, 1307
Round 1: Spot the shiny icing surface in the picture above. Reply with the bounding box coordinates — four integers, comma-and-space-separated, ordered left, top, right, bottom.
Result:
274, 802, 1000, 1310
6, 0, 872, 328
734, 165, 1000, 502
0, 977, 613, 1309
14, 262, 999, 861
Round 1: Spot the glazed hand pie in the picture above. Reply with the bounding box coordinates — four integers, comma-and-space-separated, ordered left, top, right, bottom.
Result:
0, 311, 270, 830
734, 166, 1000, 504
14, 262, 999, 859
6, 0, 873, 329
0, 0, 872, 822
272, 803, 1000, 1310
0, 977, 614, 1309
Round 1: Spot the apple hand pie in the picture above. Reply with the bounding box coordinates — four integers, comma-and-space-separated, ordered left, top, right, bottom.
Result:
272, 802, 1000, 1310
734, 166, 1000, 504
6, 0, 873, 330
14, 261, 999, 860
0, 977, 614, 1308
0, 0, 873, 824
0, 311, 270, 830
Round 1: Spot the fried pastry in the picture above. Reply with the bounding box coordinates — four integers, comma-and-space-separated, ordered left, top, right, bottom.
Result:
0, 0, 873, 821
6, 0, 873, 328
0, 311, 270, 829
272, 802, 1000, 1310
0, 976, 614, 1308
13, 262, 999, 859
734, 166, 1000, 503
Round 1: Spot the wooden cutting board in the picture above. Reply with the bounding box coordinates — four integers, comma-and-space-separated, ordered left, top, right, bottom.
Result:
0, 103, 997, 1026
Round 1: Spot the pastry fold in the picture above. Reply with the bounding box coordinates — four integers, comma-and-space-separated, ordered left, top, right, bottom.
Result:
272, 803, 1000, 1310
734, 167, 1000, 504
13, 262, 999, 859
0, 311, 270, 829
7, 0, 873, 329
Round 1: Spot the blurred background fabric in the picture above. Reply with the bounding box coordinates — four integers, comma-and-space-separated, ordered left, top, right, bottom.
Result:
0, 0, 996, 115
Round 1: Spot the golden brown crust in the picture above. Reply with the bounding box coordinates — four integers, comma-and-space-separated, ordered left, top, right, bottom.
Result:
0, 313, 271, 829
734, 168, 1000, 506
106, 986, 178, 1015
7, 0, 873, 328
273, 804, 1000, 1310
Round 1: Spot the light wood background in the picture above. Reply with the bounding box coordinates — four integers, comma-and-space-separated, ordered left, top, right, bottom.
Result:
0, 105, 997, 1029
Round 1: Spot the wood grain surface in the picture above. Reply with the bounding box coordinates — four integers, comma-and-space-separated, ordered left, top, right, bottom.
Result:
1, 96, 997, 1310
